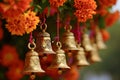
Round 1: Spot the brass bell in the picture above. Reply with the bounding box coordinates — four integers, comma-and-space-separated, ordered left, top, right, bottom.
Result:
96, 29, 107, 50
61, 25, 79, 51
73, 44, 89, 67
89, 43, 101, 63
35, 23, 55, 55
49, 42, 70, 70
23, 42, 45, 75
82, 33, 93, 52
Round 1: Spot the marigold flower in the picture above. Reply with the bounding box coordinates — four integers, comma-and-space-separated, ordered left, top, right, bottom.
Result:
0, 0, 32, 18
63, 65, 79, 80
100, 29, 110, 42
49, 0, 66, 7
24, 11, 40, 33
6, 60, 24, 80
74, 9, 96, 22
0, 45, 19, 67
74, 0, 97, 22
6, 14, 26, 36
105, 11, 120, 27
99, 0, 117, 7
74, 0, 97, 10
96, 6, 108, 16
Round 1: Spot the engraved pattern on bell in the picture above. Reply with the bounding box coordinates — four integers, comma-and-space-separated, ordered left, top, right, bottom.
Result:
61, 25, 78, 51
73, 45, 89, 66
35, 23, 55, 54
49, 42, 70, 69
23, 42, 45, 74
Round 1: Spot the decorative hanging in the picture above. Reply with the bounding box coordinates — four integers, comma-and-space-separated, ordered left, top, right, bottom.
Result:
0, 0, 119, 80
73, 44, 90, 67
35, 23, 55, 55
23, 41, 45, 79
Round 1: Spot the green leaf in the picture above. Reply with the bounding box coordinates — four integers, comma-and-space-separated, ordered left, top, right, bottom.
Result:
42, 0, 47, 3
98, 16, 106, 29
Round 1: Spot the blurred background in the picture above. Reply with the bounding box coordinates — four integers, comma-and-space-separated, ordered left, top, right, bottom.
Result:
80, 20, 120, 80
0, 0, 120, 80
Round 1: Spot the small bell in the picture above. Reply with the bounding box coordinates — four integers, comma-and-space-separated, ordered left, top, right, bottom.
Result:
49, 42, 70, 70
61, 25, 79, 51
96, 30, 107, 50
23, 42, 45, 75
89, 43, 101, 63
35, 23, 55, 55
73, 44, 89, 67
82, 33, 93, 52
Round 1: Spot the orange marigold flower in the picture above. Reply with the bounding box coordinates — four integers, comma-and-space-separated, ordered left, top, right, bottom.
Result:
6, 14, 26, 36
100, 29, 110, 42
74, 0, 97, 10
24, 11, 40, 33
99, 0, 117, 7
6, 60, 24, 80
74, 9, 96, 22
96, 6, 108, 16
74, 0, 97, 22
0, 45, 19, 67
0, 0, 32, 18
63, 65, 79, 80
105, 11, 120, 27
49, 0, 66, 7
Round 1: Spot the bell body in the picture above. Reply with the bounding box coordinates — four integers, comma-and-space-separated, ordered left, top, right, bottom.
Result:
35, 31, 55, 55
82, 33, 93, 52
90, 44, 101, 63
49, 48, 70, 69
74, 46, 89, 66
96, 31, 107, 50
23, 50, 45, 74
61, 27, 78, 51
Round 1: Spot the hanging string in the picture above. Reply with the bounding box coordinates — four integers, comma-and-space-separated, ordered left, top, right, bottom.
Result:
29, 32, 33, 43
54, 12, 60, 42
41, 17, 46, 26
77, 22, 81, 44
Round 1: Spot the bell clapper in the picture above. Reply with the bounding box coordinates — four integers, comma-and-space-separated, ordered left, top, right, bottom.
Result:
30, 73, 36, 80
42, 54, 47, 61
58, 68, 63, 74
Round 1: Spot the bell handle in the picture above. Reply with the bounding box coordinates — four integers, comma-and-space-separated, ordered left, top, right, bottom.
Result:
40, 23, 47, 32
64, 25, 72, 31
56, 41, 62, 49
28, 41, 36, 50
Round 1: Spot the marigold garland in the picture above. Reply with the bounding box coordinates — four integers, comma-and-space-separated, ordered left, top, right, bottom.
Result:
74, 0, 97, 22
5, 11, 40, 36
24, 11, 40, 33
0, 0, 32, 18
99, 0, 117, 7
49, 0, 66, 7
74, 9, 96, 22
6, 14, 26, 36
105, 11, 120, 27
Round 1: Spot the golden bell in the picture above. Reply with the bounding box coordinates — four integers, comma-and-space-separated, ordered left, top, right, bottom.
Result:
82, 33, 93, 52
61, 25, 79, 51
96, 30, 107, 50
49, 42, 70, 69
23, 42, 45, 75
73, 45, 89, 67
35, 23, 55, 55
89, 44, 101, 63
